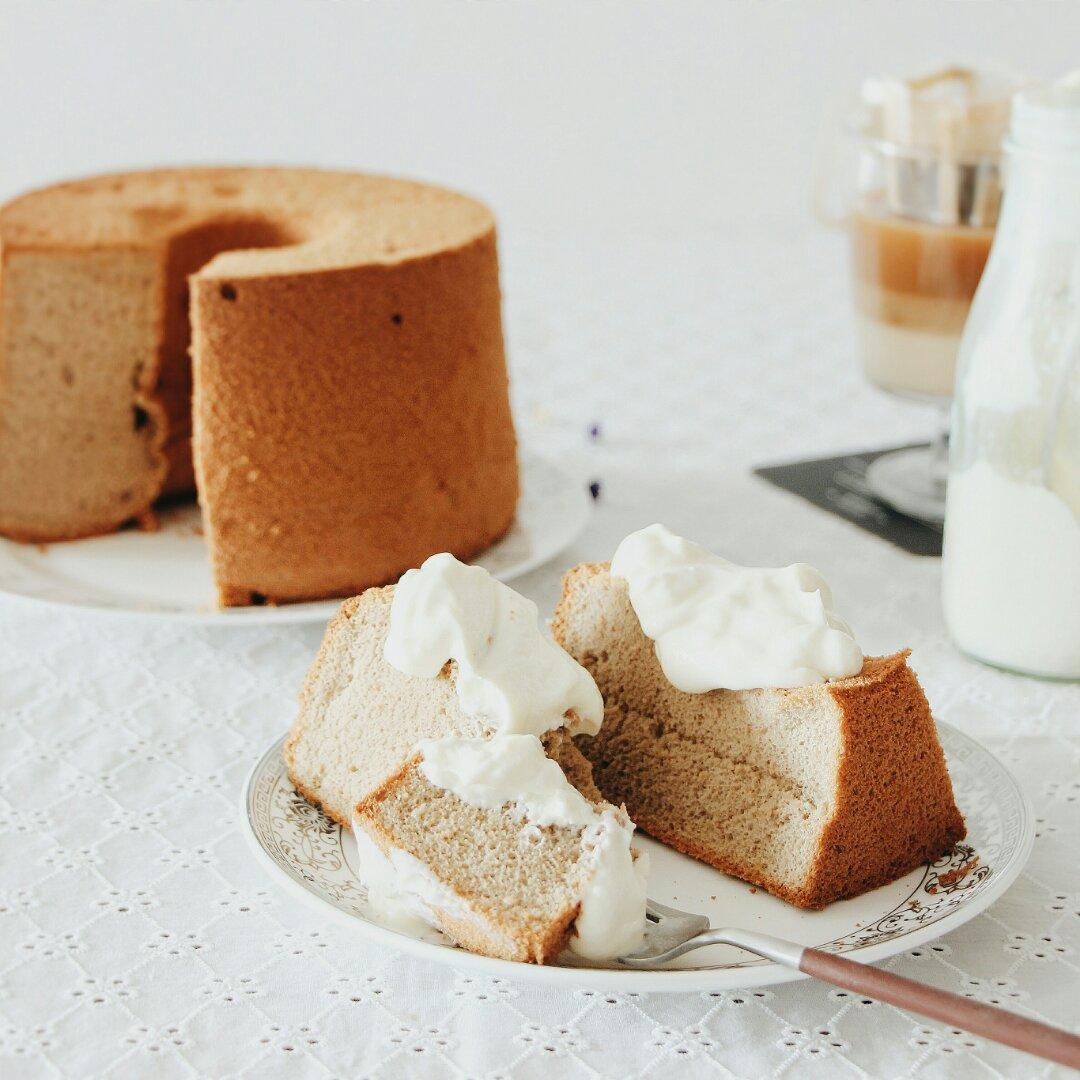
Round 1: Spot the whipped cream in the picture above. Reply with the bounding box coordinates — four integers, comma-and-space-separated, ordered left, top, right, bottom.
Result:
418, 734, 596, 827
610, 524, 864, 691
571, 810, 649, 961
351, 824, 465, 944
417, 733, 647, 960
384, 553, 602, 737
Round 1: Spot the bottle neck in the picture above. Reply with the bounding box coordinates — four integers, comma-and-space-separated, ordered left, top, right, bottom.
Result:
999, 142, 1080, 237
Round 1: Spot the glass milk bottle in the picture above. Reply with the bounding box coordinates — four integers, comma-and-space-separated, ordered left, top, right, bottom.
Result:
942, 80, 1080, 680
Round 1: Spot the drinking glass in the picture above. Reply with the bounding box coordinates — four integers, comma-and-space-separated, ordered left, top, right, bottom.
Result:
815, 70, 1014, 525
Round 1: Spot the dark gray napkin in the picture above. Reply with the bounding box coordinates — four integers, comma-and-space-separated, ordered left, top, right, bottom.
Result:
754, 445, 942, 556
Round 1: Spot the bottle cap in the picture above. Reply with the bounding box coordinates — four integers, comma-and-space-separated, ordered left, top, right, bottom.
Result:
1011, 73, 1080, 153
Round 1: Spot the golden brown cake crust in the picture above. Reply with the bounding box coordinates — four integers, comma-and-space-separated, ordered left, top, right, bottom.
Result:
553, 563, 966, 910
0, 168, 518, 605
189, 198, 518, 606
804, 654, 966, 907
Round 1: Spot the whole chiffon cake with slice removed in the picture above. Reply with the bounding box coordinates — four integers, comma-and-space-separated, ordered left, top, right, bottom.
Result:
552, 563, 966, 910
0, 167, 518, 606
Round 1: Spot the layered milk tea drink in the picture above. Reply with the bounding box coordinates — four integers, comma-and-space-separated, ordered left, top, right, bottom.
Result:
845, 68, 1022, 401
851, 204, 993, 398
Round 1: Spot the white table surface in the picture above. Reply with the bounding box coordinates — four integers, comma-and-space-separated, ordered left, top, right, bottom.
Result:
1, 226, 1077, 1079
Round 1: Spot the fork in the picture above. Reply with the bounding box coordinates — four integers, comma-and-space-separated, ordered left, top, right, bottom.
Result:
618, 899, 1080, 1069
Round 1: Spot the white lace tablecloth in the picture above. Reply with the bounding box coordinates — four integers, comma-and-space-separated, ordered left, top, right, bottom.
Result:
2, 227, 1077, 1079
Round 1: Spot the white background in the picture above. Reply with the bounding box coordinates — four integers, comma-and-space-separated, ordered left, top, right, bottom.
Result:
2, 0, 1078, 234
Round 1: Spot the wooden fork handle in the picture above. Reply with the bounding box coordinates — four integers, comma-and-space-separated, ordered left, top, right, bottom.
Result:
800, 947, 1080, 1068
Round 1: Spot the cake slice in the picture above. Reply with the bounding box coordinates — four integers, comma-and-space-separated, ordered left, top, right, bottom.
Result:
553, 559, 966, 910
285, 554, 647, 963
355, 745, 640, 964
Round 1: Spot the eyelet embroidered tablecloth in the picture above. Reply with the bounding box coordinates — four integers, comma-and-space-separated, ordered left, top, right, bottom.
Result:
1, 226, 1077, 1079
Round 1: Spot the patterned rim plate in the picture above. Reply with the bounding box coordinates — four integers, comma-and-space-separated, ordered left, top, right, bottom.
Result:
0, 453, 590, 625
241, 722, 1033, 993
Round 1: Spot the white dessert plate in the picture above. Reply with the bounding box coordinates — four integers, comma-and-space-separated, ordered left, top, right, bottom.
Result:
241, 722, 1033, 993
0, 453, 590, 624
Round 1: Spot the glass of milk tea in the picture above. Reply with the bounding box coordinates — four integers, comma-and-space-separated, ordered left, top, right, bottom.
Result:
829, 68, 1024, 524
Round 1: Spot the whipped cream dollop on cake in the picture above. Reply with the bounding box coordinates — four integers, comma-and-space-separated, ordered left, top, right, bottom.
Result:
384, 552, 603, 737
418, 733, 598, 827
611, 524, 863, 691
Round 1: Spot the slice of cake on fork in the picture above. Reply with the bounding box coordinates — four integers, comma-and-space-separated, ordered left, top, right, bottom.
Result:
552, 525, 965, 910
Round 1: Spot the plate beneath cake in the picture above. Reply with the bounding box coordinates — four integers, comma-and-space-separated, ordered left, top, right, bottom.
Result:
0, 453, 590, 624
241, 721, 1033, 992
